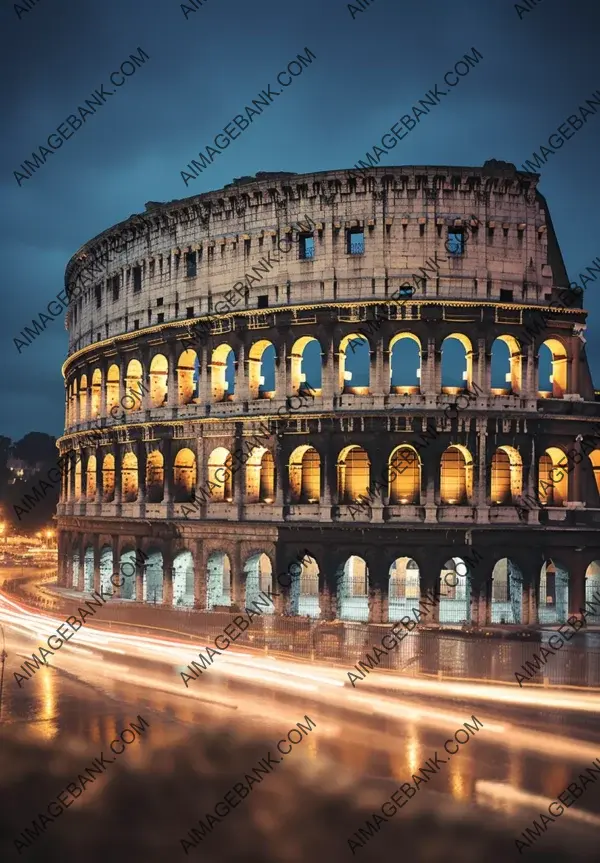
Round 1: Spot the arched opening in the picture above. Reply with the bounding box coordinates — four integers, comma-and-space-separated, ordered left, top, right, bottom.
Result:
589, 450, 600, 497
248, 340, 276, 399
538, 447, 568, 506
439, 557, 470, 623
83, 546, 94, 591
71, 379, 79, 424
119, 548, 138, 600
125, 359, 143, 407
337, 445, 370, 503
337, 555, 368, 621
290, 554, 320, 618
102, 454, 115, 502
539, 560, 569, 623
177, 349, 199, 405
538, 339, 568, 398
207, 447, 233, 502
207, 552, 231, 608
585, 561, 600, 623
290, 337, 322, 394
490, 446, 523, 504
440, 445, 473, 504
106, 364, 120, 414
146, 450, 164, 503
211, 344, 235, 402
71, 550, 80, 589
91, 369, 102, 418
149, 354, 169, 408
121, 452, 139, 503
74, 460, 82, 501
491, 558, 523, 623
79, 374, 88, 422
390, 334, 421, 394
491, 335, 522, 395
389, 446, 421, 504
86, 455, 97, 501
99, 545, 113, 595
144, 549, 163, 604
244, 553, 273, 612
173, 550, 194, 606
441, 334, 472, 392
388, 557, 420, 621
245, 447, 275, 503
289, 445, 320, 503
339, 334, 370, 394
173, 448, 196, 502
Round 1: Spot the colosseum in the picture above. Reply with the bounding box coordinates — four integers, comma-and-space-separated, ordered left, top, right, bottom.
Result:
56, 161, 600, 629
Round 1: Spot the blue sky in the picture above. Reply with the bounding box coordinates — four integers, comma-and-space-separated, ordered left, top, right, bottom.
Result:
1, 0, 599, 439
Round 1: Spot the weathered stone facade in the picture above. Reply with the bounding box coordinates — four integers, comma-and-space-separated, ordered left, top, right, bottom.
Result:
56, 163, 600, 627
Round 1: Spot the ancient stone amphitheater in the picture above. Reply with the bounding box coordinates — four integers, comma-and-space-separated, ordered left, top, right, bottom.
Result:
56, 162, 600, 627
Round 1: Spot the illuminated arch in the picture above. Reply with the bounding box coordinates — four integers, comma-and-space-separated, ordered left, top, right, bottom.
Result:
538, 447, 568, 506
121, 451, 139, 502
339, 333, 370, 394
490, 445, 523, 504
589, 450, 600, 497
490, 558, 523, 623
149, 353, 168, 408
144, 549, 163, 604
337, 445, 371, 503
102, 453, 115, 502
290, 553, 320, 618
173, 550, 194, 607
290, 336, 322, 394
74, 460, 82, 501
174, 448, 196, 501
91, 369, 102, 418
125, 360, 143, 405
106, 364, 120, 413
441, 333, 473, 392
491, 335, 522, 394
585, 561, 600, 623
207, 552, 231, 608
146, 450, 164, 503
207, 447, 233, 502
440, 445, 473, 504
538, 338, 567, 398
99, 545, 113, 594
539, 559, 569, 623
389, 333, 421, 393
338, 555, 368, 622
248, 340, 276, 399
177, 349, 199, 405
289, 445, 320, 503
244, 553, 273, 612
79, 374, 88, 422
86, 455, 97, 501
389, 445, 421, 504
211, 344, 235, 402
388, 557, 420, 621
439, 557, 470, 623
245, 447, 275, 503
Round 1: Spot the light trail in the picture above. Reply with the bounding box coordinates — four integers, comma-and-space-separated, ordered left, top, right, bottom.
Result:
476, 780, 600, 827
2, 589, 600, 768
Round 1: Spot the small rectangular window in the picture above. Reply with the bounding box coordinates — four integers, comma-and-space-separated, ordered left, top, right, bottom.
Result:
299, 234, 315, 260
157, 312, 164, 324
186, 251, 197, 278
95, 285, 102, 308
157, 297, 163, 307
111, 275, 120, 302
499, 288, 513, 302
447, 230, 465, 255
134, 319, 139, 330
257, 295, 269, 309
133, 266, 142, 293
186, 306, 194, 318
347, 228, 364, 255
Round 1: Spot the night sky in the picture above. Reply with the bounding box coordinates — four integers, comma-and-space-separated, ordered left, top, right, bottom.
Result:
1, 0, 599, 441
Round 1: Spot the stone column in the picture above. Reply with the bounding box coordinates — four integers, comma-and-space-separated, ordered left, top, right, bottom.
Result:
92, 544, 101, 594
137, 441, 147, 510
421, 572, 440, 622
100, 363, 108, 418
114, 445, 123, 507
135, 556, 145, 603
194, 540, 207, 610
320, 572, 338, 620
198, 345, 210, 405
475, 419, 489, 522
166, 343, 178, 408
475, 339, 487, 392
321, 334, 335, 410
568, 557, 586, 618
421, 337, 437, 395
163, 543, 174, 607
372, 337, 384, 395
231, 542, 245, 607
95, 452, 103, 505
236, 342, 250, 403
275, 341, 287, 400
